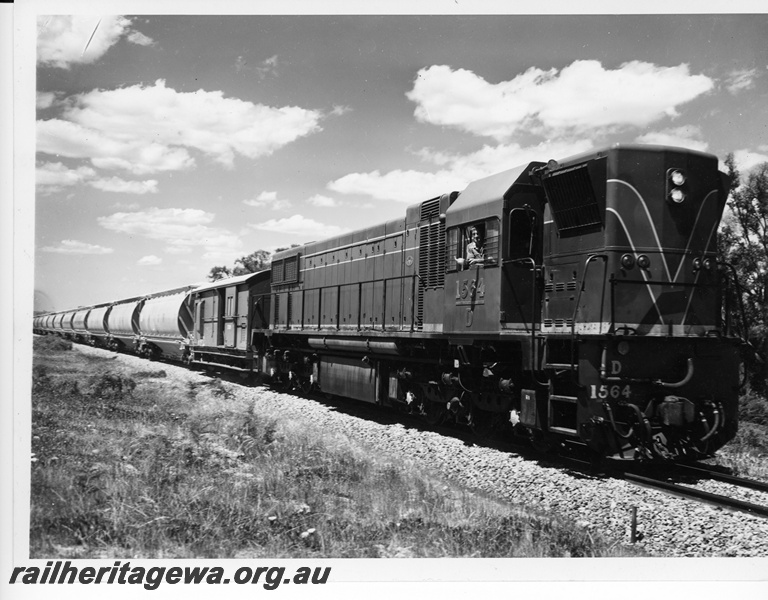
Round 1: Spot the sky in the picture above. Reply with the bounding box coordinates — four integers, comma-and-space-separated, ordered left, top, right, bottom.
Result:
29, 9, 768, 312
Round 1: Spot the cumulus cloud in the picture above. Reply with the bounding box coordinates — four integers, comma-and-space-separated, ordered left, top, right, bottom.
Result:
249, 215, 349, 238
36, 161, 158, 195
89, 176, 159, 194
256, 55, 279, 79
329, 139, 594, 204
137, 255, 162, 266
307, 194, 339, 207
41, 239, 114, 254
37, 16, 155, 69
37, 80, 323, 175
407, 61, 714, 141
36, 91, 58, 110
330, 105, 352, 117
36, 162, 96, 190
243, 191, 292, 210
126, 30, 155, 47
98, 207, 243, 262
235, 54, 279, 78
725, 68, 758, 94
635, 126, 709, 152
733, 148, 768, 173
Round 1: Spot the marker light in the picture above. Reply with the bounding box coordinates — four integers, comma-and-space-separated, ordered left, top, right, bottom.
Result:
637, 255, 651, 269
620, 254, 635, 269
670, 188, 686, 203
670, 170, 686, 186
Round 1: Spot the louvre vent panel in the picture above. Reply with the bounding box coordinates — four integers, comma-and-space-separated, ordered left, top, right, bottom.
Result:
274, 294, 280, 325
272, 260, 284, 284
284, 255, 298, 283
420, 197, 441, 221
286, 293, 293, 325
419, 221, 445, 289
416, 287, 424, 330
542, 164, 602, 234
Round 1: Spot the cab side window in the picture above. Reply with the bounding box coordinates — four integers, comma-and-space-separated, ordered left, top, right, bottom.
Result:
447, 219, 500, 271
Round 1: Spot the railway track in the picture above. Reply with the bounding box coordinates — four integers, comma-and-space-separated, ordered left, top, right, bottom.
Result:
622, 467, 768, 520
674, 463, 768, 494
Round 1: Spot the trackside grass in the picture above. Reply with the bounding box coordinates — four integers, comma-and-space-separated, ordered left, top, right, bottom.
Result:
712, 387, 768, 481
29, 335, 643, 558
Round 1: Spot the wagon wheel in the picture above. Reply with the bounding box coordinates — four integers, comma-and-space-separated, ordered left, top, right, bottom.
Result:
298, 377, 313, 395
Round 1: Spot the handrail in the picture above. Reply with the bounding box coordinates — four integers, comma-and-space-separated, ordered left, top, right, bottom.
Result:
256, 273, 424, 334
569, 254, 608, 371
506, 257, 540, 369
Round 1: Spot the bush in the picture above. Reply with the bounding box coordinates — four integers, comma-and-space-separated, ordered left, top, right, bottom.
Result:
87, 372, 137, 400
739, 388, 768, 426
33, 336, 72, 352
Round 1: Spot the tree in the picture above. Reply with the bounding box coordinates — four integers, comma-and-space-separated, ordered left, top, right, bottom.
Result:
719, 154, 768, 391
232, 250, 271, 276
207, 265, 232, 281
207, 250, 272, 282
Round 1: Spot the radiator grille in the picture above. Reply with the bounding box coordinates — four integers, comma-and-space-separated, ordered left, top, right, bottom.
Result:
272, 260, 284, 284
419, 221, 446, 289
286, 292, 293, 326
542, 164, 602, 234
420, 196, 441, 221
284, 255, 298, 283
273, 294, 280, 326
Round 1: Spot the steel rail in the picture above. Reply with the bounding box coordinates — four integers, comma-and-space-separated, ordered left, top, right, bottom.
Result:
623, 472, 768, 519
672, 463, 768, 494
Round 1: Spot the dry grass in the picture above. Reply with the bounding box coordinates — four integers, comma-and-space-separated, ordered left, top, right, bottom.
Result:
30, 335, 642, 558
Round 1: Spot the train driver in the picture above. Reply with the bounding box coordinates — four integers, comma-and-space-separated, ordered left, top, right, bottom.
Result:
466, 227, 485, 265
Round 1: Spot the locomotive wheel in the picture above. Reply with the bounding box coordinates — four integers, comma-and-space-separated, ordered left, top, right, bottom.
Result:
423, 400, 446, 426
469, 407, 496, 438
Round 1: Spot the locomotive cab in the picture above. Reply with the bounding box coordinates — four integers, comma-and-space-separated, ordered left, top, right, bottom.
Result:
535, 144, 740, 460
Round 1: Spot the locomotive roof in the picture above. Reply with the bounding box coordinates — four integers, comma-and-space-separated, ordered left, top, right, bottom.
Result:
552, 143, 717, 170
446, 161, 541, 226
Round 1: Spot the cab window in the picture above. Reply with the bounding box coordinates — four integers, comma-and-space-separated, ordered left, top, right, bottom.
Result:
447, 218, 500, 271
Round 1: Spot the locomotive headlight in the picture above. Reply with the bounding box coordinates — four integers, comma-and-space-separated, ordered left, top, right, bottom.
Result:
703, 258, 714, 270
670, 170, 686, 186
692, 257, 702, 271
617, 341, 630, 356
620, 254, 635, 269
637, 254, 651, 269
669, 188, 686, 203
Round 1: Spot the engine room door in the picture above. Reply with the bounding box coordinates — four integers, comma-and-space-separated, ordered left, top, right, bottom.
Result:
223, 286, 237, 348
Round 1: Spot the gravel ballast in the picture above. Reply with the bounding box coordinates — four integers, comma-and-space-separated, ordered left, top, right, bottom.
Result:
71, 344, 768, 557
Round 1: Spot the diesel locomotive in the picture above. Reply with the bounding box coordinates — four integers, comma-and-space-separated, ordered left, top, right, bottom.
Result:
35, 144, 744, 461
